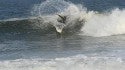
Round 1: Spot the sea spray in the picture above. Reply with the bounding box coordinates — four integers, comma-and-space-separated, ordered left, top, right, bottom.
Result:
31, 0, 86, 34
32, 0, 125, 37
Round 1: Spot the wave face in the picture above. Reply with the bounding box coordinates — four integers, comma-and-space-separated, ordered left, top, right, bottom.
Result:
0, 18, 57, 35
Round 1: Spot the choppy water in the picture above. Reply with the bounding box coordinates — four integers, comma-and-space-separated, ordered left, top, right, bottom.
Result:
0, 0, 125, 70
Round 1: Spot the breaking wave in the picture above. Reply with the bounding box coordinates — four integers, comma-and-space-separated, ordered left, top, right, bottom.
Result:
31, 0, 125, 37
82, 9, 125, 37
0, 0, 125, 37
0, 54, 125, 70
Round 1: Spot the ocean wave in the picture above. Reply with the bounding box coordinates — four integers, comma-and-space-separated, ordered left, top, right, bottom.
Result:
0, 54, 125, 70
0, 0, 125, 37
31, 0, 125, 37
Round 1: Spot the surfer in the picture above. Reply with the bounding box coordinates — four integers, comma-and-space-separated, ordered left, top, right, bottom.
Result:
55, 14, 67, 34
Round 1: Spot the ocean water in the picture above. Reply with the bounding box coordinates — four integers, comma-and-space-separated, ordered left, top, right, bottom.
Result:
0, 0, 125, 70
